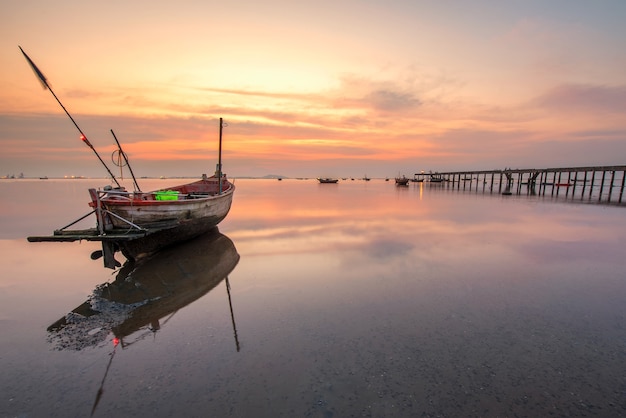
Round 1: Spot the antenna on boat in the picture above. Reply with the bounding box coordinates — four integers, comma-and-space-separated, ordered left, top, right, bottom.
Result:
18, 46, 121, 187
110, 129, 141, 192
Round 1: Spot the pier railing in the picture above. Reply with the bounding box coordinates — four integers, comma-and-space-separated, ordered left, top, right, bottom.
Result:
418, 165, 626, 205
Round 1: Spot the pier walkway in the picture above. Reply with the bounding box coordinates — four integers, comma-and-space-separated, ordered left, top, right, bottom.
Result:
417, 165, 626, 204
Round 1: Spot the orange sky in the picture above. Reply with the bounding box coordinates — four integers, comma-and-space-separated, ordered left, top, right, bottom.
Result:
1, 1, 626, 178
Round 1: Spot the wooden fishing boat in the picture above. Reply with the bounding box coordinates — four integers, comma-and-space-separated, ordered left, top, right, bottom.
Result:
27, 119, 234, 269
19, 47, 235, 268
29, 173, 234, 268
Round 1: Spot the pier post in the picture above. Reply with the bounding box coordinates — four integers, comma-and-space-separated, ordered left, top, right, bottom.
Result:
599, 171, 606, 201
566, 172, 572, 198
608, 171, 616, 201
590, 171, 596, 199
619, 170, 625, 203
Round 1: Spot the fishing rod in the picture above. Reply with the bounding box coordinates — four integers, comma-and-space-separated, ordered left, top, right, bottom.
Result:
110, 129, 141, 191
18, 46, 121, 187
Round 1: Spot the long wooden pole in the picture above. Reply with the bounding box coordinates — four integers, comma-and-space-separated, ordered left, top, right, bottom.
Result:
218, 117, 223, 195
19, 46, 121, 187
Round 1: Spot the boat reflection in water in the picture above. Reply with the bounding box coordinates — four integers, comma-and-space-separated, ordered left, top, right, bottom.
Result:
47, 228, 240, 415
47, 227, 240, 351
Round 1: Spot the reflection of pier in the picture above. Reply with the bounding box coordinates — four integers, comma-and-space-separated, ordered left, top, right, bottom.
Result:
416, 165, 626, 204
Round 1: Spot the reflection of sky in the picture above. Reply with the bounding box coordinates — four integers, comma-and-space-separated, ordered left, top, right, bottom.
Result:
2, 178, 626, 417
224, 180, 625, 267
223, 179, 626, 321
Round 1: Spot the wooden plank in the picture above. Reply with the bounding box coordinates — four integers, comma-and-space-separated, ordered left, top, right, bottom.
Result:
27, 228, 151, 243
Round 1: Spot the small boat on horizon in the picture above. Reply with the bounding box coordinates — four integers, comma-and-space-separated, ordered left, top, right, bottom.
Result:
411, 173, 425, 183
317, 177, 339, 183
395, 175, 410, 186
429, 173, 445, 183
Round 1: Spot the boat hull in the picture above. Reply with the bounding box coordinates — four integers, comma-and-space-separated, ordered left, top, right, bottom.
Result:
117, 208, 230, 260
93, 177, 235, 260
105, 187, 234, 228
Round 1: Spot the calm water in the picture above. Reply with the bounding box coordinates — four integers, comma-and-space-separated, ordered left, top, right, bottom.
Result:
1, 178, 625, 417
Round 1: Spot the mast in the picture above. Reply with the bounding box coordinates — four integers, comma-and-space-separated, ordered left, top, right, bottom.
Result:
218, 117, 223, 195
110, 129, 141, 192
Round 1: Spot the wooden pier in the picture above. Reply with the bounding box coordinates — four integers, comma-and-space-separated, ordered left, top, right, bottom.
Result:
418, 165, 626, 204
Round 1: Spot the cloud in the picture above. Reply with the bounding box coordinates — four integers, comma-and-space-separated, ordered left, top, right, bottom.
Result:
331, 73, 426, 114
531, 83, 626, 114
364, 89, 421, 112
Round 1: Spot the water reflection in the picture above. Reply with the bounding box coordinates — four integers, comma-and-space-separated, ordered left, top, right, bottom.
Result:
47, 228, 240, 350
5, 179, 626, 417
47, 228, 240, 415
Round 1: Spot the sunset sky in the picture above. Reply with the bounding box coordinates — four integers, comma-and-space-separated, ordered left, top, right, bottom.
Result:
2, 0, 626, 178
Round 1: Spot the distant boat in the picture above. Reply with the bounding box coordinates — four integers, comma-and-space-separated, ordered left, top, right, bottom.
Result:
317, 178, 339, 184
395, 175, 410, 186
363, 175, 370, 181
429, 173, 444, 183
411, 174, 425, 183
39, 176, 48, 180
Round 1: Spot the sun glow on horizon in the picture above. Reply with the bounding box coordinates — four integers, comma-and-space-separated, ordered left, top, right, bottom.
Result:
3, 1, 626, 177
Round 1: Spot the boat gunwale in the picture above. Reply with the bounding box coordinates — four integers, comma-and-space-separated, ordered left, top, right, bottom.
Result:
99, 183, 235, 207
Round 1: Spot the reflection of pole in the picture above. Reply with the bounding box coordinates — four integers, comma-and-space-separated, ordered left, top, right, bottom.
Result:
225, 277, 240, 352
91, 338, 119, 416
